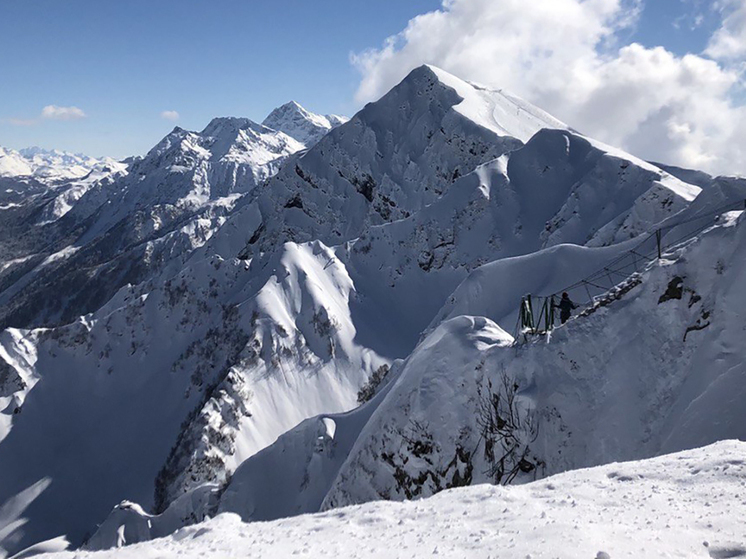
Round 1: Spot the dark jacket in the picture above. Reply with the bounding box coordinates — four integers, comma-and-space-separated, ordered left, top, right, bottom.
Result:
558, 297, 577, 314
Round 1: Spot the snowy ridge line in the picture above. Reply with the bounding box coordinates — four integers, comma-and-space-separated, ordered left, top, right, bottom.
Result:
513, 197, 746, 339
544, 196, 746, 299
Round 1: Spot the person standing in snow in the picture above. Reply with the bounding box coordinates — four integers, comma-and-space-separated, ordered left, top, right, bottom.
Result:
558, 292, 578, 324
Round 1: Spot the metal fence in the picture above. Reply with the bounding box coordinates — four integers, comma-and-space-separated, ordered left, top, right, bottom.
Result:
513, 198, 746, 341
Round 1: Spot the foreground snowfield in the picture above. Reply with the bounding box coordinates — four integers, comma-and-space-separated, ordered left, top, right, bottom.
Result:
37, 441, 746, 559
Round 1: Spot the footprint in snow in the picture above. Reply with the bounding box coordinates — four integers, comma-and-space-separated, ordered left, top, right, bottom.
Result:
706, 543, 746, 558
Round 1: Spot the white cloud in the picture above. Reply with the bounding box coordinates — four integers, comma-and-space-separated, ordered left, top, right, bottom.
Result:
352, 0, 746, 176
40, 105, 87, 121
706, 0, 746, 61
161, 110, 180, 121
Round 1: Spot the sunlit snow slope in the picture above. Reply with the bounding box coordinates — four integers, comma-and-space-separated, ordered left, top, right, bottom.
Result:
32, 441, 746, 559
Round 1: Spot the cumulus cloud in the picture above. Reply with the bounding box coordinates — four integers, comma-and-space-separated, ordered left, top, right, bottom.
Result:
352, 0, 746, 176
161, 110, 180, 121
8, 105, 87, 126
706, 0, 746, 61
40, 105, 86, 121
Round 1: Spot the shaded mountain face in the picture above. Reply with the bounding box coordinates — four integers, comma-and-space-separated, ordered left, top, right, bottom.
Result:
0, 114, 312, 330
206, 64, 572, 263
2, 64, 735, 556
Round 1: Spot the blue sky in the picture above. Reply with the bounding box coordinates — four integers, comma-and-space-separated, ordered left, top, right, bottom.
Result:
0, 0, 440, 157
0, 0, 741, 165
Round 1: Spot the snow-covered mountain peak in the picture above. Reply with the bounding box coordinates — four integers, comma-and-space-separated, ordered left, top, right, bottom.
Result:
19, 146, 70, 158
262, 101, 348, 146
201, 116, 262, 137
0, 146, 34, 177
142, 117, 304, 174
411, 64, 568, 142
200, 117, 305, 163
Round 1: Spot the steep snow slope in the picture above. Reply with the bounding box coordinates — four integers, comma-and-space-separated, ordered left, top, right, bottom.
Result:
427, 65, 567, 143
262, 101, 348, 146
0, 241, 386, 554
0, 113, 308, 329
30, 441, 746, 559
323, 207, 746, 509
217, 65, 567, 259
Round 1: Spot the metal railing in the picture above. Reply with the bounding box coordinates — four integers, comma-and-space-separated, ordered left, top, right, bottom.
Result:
513, 198, 746, 341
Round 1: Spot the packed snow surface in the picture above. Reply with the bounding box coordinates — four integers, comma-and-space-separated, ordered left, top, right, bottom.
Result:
32, 441, 746, 559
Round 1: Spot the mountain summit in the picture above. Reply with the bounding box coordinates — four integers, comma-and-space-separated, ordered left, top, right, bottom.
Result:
262, 101, 348, 146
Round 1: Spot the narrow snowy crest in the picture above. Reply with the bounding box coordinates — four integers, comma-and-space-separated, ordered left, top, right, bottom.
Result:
425, 64, 568, 142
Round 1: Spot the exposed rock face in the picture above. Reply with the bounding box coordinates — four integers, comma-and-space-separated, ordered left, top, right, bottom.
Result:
0, 116, 307, 330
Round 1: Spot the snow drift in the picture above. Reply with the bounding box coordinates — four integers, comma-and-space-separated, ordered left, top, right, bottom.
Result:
34, 441, 746, 559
